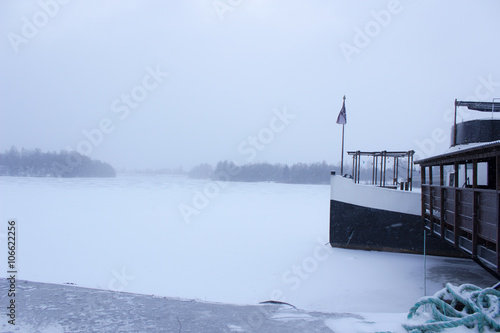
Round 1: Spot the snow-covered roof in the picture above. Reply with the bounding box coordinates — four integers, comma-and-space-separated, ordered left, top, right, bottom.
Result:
415, 140, 500, 165
444, 140, 500, 154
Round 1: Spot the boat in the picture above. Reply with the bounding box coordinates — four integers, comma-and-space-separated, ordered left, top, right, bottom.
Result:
414, 100, 500, 275
329, 149, 464, 256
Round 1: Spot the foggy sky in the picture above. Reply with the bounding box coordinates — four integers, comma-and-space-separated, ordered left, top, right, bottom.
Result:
1, 0, 499, 170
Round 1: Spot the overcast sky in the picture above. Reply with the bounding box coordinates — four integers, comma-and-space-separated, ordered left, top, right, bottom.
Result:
1, 0, 499, 170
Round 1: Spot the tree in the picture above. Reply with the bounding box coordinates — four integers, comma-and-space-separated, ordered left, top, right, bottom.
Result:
0, 148, 116, 178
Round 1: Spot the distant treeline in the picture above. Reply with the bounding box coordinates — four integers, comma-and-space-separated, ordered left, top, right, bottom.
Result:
0, 147, 116, 178
189, 161, 339, 184
118, 166, 185, 175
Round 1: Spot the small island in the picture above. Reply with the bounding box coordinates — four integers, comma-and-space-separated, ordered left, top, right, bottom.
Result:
0, 147, 116, 178
189, 160, 339, 185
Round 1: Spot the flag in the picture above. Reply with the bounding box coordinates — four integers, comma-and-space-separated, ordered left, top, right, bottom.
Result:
336, 97, 346, 125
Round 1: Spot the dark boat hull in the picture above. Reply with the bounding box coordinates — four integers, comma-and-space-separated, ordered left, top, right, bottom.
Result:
329, 175, 465, 257
329, 199, 465, 256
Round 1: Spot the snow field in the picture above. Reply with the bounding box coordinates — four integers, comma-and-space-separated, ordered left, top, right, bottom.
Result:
0, 175, 495, 324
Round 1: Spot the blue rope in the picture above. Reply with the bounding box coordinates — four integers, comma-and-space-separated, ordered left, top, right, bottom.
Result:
404, 283, 500, 332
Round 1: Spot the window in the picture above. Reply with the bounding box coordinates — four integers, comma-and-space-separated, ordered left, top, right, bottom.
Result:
431, 165, 441, 185
477, 162, 488, 187
457, 163, 468, 187
423, 166, 431, 184
457, 163, 474, 187
443, 164, 455, 187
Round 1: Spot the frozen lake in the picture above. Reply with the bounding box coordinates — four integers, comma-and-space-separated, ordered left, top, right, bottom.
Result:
0, 175, 496, 314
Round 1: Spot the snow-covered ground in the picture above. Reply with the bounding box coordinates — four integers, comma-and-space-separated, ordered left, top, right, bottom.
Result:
0, 175, 497, 331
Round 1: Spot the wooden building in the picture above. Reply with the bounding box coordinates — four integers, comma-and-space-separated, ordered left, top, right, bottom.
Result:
415, 100, 500, 275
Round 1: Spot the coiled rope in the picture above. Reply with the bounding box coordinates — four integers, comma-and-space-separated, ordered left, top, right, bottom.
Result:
403, 283, 500, 332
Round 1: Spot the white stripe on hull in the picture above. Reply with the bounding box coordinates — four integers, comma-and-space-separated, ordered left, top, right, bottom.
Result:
330, 175, 421, 216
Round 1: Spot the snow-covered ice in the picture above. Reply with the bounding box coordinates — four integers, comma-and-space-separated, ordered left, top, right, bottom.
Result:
0, 175, 497, 332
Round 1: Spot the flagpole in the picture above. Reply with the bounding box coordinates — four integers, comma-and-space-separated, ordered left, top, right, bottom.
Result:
340, 95, 346, 175
341, 123, 344, 175
336, 95, 346, 175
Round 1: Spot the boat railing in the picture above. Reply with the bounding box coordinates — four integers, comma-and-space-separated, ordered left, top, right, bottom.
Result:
422, 183, 499, 271
346, 150, 415, 191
